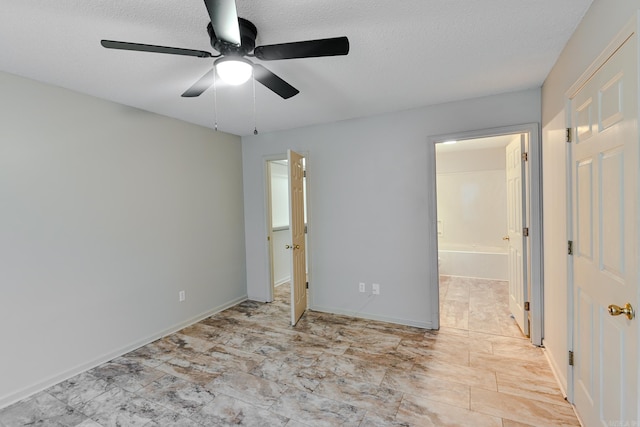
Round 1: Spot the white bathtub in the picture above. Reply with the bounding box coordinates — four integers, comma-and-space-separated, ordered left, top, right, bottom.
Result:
438, 248, 507, 280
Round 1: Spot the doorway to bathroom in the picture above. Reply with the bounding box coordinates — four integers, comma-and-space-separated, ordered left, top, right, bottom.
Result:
265, 154, 309, 326
428, 124, 542, 344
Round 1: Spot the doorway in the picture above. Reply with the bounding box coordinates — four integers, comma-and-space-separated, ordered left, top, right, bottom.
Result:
427, 124, 543, 344
265, 155, 309, 324
435, 134, 525, 337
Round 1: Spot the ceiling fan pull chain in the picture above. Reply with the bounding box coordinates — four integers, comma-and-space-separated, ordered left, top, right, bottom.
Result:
252, 70, 258, 135
213, 70, 218, 131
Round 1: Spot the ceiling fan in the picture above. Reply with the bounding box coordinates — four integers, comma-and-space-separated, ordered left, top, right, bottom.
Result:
101, 0, 350, 99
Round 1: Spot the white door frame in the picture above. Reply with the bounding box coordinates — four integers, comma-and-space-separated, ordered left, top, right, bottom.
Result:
264, 154, 286, 303
427, 123, 544, 345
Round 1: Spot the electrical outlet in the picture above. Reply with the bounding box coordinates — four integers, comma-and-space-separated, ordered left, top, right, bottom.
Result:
179, 290, 186, 302
372, 283, 380, 295
359, 282, 366, 293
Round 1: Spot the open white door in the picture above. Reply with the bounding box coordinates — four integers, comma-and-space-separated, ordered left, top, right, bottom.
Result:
570, 30, 638, 424
288, 149, 307, 325
505, 135, 528, 336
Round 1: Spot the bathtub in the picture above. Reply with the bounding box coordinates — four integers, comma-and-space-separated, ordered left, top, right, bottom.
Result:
438, 247, 508, 280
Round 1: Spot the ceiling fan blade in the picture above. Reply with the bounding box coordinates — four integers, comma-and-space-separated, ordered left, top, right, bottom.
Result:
101, 40, 213, 58
254, 36, 349, 61
181, 69, 214, 97
203, 0, 241, 46
253, 64, 299, 99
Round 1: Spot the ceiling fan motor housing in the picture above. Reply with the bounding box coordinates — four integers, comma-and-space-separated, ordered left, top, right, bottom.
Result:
208, 18, 257, 57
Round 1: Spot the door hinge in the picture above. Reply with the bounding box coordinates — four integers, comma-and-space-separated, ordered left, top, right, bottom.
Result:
524, 301, 530, 311
523, 227, 529, 237
568, 350, 574, 366
306, 282, 309, 289
521, 152, 528, 162
568, 240, 573, 255
303, 170, 306, 178
566, 128, 572, 143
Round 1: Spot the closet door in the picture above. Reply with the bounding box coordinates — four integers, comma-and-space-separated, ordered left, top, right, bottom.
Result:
570, 30, 638, 425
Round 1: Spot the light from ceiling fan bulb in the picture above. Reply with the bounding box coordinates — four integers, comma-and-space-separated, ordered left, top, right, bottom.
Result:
215, 57, 253, 86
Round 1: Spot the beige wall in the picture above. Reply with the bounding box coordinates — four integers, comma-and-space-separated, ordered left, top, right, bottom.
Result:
0, 71, 247, 407
541, 0, 640, 396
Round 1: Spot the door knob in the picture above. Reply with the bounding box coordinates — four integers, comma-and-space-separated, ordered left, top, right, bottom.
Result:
502, 236, 510, 241
285, 244, 292, 249
294, 244, 300, 249
608, 303, 635, 320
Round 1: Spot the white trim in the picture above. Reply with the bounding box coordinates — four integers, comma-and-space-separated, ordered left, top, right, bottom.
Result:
310, 306, 432, 329
275, 277, 291, 287
426, 136, 440, 329
544, 346, 583, 427
427, 123, 544, 344
0, 295, 247, 410
303, 152, 314, 310
543, 344, 569, 399
565, 19, 637, 99
264, 154, 288, 304
565, 95, 575, 404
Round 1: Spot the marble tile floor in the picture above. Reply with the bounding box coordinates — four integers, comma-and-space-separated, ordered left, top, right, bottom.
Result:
438, 275, 524, 337
0, 278, 579, 426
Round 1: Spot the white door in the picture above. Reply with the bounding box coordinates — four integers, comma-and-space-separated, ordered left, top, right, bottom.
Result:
288, 149, 307, 325
506, 136, 528, 336
570, 32, 638, 424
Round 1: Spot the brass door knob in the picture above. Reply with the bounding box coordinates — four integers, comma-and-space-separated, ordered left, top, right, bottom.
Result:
285, 244, 292, 249
294, 244, 300, 249
608, 303, 635, 320
502, 236, 510, 241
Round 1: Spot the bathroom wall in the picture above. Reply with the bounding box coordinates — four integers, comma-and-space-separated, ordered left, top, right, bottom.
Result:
435, 144, 509, 253
270, 162, 290, 228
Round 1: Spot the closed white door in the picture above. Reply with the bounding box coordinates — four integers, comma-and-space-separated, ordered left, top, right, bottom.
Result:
288, 149, 307, 326
570, 32, 638, 424
506, 136, 528, 336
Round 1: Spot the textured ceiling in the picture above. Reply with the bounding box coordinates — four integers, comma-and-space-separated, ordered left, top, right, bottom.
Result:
1, 0, 593, 136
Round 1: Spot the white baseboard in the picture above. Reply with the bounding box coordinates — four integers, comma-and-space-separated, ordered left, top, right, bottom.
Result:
274, 277, 291, 287
543, 346, 582, 426
542, 342, 569, 399
0, 295, 247, 410
310, 305, 432, 329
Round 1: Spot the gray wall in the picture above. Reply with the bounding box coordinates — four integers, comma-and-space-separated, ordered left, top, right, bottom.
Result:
242, 88, 541, 328
0, 72, 247, 407
541, 0, 640, 397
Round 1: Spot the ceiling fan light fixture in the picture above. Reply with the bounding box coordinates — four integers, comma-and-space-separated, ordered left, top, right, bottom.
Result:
215, 57, 253, 85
